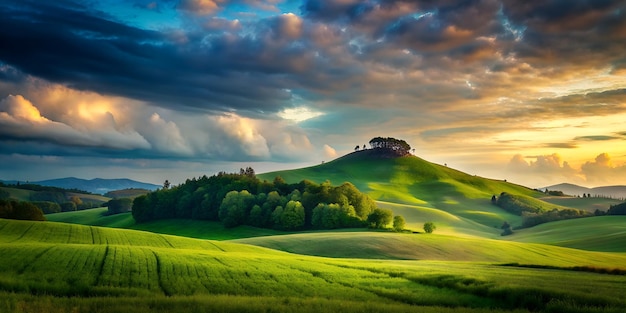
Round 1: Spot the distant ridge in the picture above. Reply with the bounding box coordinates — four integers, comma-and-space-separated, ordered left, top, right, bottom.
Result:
2, 177, 161, 195
542, 183, 626, 199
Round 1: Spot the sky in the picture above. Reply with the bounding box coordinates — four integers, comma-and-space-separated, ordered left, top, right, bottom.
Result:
0, 0, 625, 188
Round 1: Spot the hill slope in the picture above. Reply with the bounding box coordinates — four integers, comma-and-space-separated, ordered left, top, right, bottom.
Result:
506, 216, 626, 252
259, 150, 558, 231
2, 218, 626, 313
28, 177, 160, 195
542, 183, 626, 199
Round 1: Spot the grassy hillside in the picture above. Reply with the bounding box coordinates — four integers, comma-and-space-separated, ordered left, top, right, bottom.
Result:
233, 231, 626, 263
0, 186, 110, 206
0, 186, 35, 201
2, 218, 626, 313
259, 150, 559, 230
506, 216, 626, 252
540, 196, 622, 213
46, 208, 135, 228
47, 208, 286, 240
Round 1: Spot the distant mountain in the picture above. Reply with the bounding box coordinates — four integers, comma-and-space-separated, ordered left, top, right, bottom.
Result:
4, 177, 161, 195
541, 183, 626, 199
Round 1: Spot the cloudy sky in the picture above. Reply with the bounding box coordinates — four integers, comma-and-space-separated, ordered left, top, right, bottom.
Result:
1, 0, 625, 188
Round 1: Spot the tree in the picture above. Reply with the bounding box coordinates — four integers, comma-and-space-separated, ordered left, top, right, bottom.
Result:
501, 221, 513, 236
107, 198, 133, 215
163, 180, 171, 189
367, 208, 393, 229
0, 200, 45, 221
393, 215, 406, 232
368, 137, 411, 156
273, 200, 305, 230
423, 222, 436, 233
60, 202, 77, 212
219, 190, 254, 228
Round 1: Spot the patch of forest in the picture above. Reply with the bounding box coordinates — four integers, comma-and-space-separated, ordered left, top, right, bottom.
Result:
132, 169, 401, 231
492, 192, 592, 231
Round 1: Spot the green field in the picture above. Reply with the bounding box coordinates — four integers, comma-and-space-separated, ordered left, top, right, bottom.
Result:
46, 208, 287, 240
506, 216, 626, 252
6, 151, 626, 312
2, 218, 626, 313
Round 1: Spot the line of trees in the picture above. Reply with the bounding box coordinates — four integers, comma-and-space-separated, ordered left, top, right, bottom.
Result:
0, 199, 46, 221
132, 171, 402, 231
492, 192, 591, 228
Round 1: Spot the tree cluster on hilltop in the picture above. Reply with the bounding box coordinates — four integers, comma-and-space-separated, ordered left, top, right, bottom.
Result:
368, 137, 411, 156
132, 170, 400, 231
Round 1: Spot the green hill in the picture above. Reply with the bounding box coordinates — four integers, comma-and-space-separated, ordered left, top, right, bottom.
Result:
505, 216, 626, 252
2, 218, 626, 312
233, 230, 626, 263
259, 150, 561, 231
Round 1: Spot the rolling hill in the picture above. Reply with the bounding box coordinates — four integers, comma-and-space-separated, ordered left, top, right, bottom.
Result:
2, 218, 626, 313
1, 177, 161, 195
258, 149, 571, 232
542, 183, 626, 199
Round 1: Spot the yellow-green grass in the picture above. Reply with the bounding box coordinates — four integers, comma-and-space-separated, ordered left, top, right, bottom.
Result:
46, 208, 286, 240
2, 218, 626, 313
376, 201, 504, 238
505, 216, 626, 252
130, 218, 286, 240
258, 151, 562, 231
46, 208, 135, 228
233, 231, 626, 266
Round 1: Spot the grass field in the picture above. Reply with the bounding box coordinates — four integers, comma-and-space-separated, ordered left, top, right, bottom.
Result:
506, 216, 626, 252
233, 230, 626, 263
1, 218, 626, 313
46, 208, 287, 240
19, 152, 626, 312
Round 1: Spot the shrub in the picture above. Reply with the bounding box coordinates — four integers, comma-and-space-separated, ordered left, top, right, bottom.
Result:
393, 215, 406, 232
423, 222, 436, 234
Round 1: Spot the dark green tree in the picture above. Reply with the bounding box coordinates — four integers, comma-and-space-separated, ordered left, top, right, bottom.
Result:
107, 198, 133, 215
367, 208, 393, 229
423, 222, 436, 234
393, 215, 406, 232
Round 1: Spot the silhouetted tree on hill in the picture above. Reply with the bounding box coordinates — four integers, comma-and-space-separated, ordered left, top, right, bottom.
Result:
368, 137, 411, 156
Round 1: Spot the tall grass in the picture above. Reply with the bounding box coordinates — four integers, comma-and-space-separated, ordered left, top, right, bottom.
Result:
1, 219, 625, 312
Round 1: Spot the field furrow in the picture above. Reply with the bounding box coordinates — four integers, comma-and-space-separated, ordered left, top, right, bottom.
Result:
1, 219, 626, 312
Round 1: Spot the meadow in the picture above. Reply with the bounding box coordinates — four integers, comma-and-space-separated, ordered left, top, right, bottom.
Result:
2, 218, 626, 313
6, 151, 626, 312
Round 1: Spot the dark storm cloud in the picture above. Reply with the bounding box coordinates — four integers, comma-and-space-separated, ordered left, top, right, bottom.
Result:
0, 1, 307, 115
1, 0, 626, 184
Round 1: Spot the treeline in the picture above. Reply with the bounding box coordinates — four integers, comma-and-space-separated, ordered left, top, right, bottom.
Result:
0, 182, 90, 194
132, 171, 399, 231
492, 192, 590, 228
0, 183, 103, 213
0, 199, 46, 221
596, 202, 626, 216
